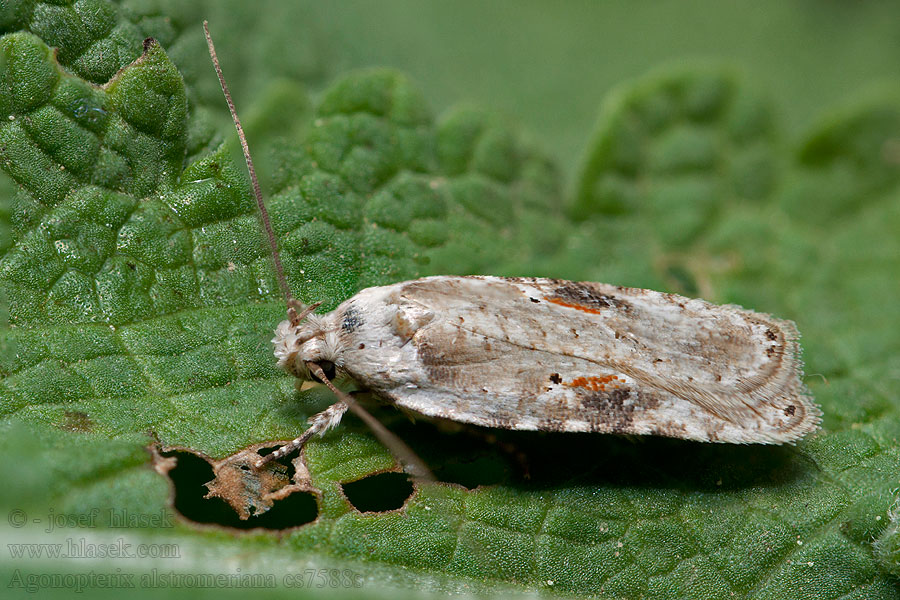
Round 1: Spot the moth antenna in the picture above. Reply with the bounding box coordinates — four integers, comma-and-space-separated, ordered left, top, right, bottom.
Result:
307, 362, 435, 482
204, 21, 293, 308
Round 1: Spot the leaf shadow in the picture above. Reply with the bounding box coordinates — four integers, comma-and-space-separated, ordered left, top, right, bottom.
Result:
381, 412, 812, 495
275, 391, 813, 496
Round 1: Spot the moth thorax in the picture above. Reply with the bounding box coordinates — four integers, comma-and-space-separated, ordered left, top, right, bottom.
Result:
271, 313, 345, 380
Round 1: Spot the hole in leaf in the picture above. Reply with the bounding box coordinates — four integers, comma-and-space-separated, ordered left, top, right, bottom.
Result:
370, 413, 518, 489
161, 449, 318, 530
341, 472, 414, 512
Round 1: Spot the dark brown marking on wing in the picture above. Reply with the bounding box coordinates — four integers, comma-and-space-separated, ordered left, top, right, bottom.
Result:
580, 388, 635, 433
578, 387, 663, 434
547, 282, 632, 315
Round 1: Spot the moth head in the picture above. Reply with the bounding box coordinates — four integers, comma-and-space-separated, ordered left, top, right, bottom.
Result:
271, 312, 344, 382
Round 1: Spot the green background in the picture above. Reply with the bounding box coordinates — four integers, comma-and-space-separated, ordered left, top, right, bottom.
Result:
201, 0, 900, 183
1, 1, 900, 598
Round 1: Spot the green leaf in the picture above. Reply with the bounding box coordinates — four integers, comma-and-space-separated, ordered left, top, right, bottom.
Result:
1, 5, 899, 599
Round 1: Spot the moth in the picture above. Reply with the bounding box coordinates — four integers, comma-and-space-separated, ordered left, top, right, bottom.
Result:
204, 24, 820, 479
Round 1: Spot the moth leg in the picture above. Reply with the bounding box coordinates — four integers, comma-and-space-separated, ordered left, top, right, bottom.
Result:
254, 401, 348, 468
305, 362, 435, 481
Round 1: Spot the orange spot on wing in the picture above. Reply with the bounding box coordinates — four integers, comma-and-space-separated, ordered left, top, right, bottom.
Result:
566, 375, 620, 391
547, 297, 605, 315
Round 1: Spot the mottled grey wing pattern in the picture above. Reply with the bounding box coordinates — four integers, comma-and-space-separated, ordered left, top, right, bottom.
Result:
355, 276, 818, 444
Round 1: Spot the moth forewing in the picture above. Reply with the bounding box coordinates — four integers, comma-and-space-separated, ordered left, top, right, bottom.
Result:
303, 276, 820, 445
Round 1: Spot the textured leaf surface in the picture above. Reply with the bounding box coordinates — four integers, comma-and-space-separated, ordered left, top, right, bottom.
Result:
1, 3, 899, 599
